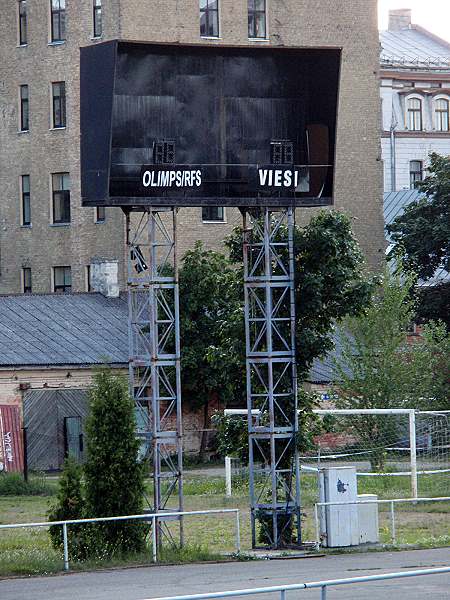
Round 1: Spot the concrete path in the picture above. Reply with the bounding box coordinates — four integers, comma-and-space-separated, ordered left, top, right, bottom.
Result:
0, 548, 449, 600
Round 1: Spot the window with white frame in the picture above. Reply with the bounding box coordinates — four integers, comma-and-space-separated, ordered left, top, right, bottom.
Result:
52, 172, 70, 223
19, 84, 29, 131
248, 0, 266, 39
406, 97, 423, 131
93, 0, 102, 37
435, 97, 449, 131
21, 175, 31, 226
53, 266, 71, 293
410, 160, 423, 189
52, 82, 66, 128
202, 207, 225, 222
22, 267, 32, 294
200, 0, 219, 37
50, 0, 66, 42
18, 0, 27, 45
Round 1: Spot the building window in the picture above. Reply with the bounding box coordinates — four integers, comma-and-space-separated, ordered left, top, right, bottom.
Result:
95, 206, 106, 222
52, 82, 66, 128
21, 175, 31, 226
93, 0, 102, 37
52, 172, 70, 223
407, 97, 422, 131
19, 85, 29, 131
410, 160, 423, 189
202, 207, 225, 222
435, 98, 449, 132
85, 265, 91, 292
248, 0, 266, 39
51, 0, 66, 42
200, 0, 219, 38
22, 268, 32, 294
53, 266, 71, 293
18, 0, 27, 45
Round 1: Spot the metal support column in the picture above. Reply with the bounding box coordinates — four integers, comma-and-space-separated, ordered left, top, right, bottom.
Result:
243, 207, 301, 549
127, 208, 183, 549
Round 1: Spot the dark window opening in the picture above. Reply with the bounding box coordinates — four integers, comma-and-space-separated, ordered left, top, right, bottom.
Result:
153, 140, 176, 164
52, 81, 66, 128
21, 174, 31, 225
51, 0, 66, 42
270, 140, 294, 165
200, 0, 219, 37
410, 160, 423, 189
20, 85, 29, 131
22, 268, 32, 294
86, 265, 91, 291
54, 266, 71, 293
202, 207, 225, 222
93, 0, 102, 37
64, 416, 83, 460
52, 172, 70, 223
248, 0, 266, 39
95, 205, 105, 222
19, 0, 27, 45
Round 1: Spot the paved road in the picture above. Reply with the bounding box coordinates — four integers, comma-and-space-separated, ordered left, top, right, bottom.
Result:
1, 548, 449, 600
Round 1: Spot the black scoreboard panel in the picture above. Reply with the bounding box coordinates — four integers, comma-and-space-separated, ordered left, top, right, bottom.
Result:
80, 41, 341, 208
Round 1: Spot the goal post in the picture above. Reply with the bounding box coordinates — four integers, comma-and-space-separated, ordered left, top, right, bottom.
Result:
223, 408, 450, 499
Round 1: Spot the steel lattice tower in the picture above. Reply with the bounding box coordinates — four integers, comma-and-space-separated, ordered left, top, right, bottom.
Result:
127, 208, 183, 548
243, 207, 301, 548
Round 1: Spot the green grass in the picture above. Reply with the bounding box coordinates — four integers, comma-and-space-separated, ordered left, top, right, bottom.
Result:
0, 470, 449, 578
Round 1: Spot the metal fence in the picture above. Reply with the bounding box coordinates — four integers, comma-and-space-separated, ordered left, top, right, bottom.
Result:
0, 508, 240, 570
141, 567, 450, 600
313, 496, 450, 548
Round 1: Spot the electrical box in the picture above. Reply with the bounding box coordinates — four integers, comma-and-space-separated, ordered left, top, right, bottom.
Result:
319, 466, 359, 547
358, 494, 379, 544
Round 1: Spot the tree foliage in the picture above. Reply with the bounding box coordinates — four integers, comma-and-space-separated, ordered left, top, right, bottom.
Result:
83, 367, 146, 556
333, 270, 449, 470
48, 369, 147, 559
387, 152, 450, 326
179, 242, 244, 410
48, 457, 85, 557
226, 210, 376, 380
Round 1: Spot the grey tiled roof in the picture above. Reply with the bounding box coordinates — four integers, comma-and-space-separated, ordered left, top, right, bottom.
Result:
380, 28, 450, 68
0, 293, 128, 367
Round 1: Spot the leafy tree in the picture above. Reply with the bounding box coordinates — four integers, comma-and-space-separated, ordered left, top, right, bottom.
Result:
179, 242, 245, 455
48, 457, 85, 558
387, 152, 450, 327
83, 367, 146, 557
226, 210, 376, 379
333, 270, 449, 471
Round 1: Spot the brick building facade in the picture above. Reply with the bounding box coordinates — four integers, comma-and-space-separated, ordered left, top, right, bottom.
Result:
0, 1, 384, 294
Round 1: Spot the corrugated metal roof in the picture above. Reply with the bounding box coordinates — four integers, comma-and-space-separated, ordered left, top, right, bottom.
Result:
380, 28, 450, 69
0, 293, 128, 367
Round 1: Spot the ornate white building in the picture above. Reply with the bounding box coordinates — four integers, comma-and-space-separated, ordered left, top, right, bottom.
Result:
380, 9, 450, 192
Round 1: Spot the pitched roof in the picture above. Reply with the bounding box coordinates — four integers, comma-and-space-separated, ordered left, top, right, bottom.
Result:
0, 293, 128, 368
380, 27, 450, 69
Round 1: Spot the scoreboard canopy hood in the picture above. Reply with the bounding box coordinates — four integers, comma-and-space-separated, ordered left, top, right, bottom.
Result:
80, 40, 341, 209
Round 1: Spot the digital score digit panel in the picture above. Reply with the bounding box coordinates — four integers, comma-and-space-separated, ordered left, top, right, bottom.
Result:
80, 41, 341, 208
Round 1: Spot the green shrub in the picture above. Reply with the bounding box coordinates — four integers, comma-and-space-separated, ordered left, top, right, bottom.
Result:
0, 472, 54, 496
47, 457, 87, 559
83, 367, 147, 557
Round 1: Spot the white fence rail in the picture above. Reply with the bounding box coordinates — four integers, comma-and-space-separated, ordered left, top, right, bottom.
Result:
313, 496, 450, 548
142, 567, 450, 600
0, 508, 241, 570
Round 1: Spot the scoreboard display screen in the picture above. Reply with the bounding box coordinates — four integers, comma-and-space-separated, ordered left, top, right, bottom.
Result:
80, 41, 340, 208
